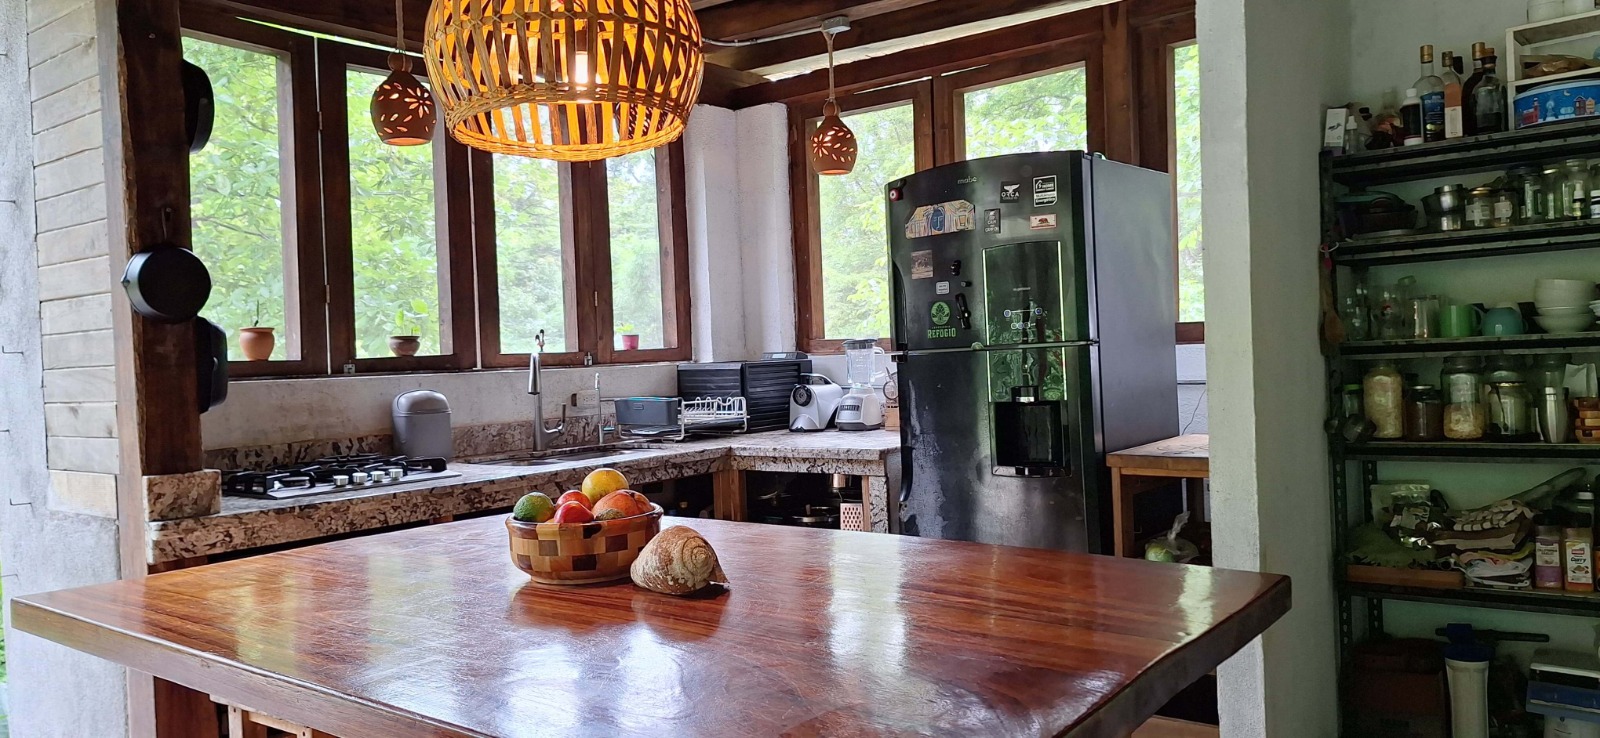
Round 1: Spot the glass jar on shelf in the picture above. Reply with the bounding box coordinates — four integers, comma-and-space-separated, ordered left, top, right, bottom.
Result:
1534, 353, 1570, 397
1364, 361, 1406, 439
1466, 186, 1496, 229
1509, 165, 1544, 224
1488, 380, 1534, 438
1491, 188, 1517, 228
1442, 355, 1486, 440
1405, 385, 1445, 441
1562, 158, 1591, 220
1543, 165, 1569, 221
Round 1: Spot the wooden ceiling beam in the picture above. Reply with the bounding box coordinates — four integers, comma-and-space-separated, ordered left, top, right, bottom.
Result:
730, 5, 1102, 107
707, 0, 1096, 72
186, 0, 428, 49
698, 0, 936, 42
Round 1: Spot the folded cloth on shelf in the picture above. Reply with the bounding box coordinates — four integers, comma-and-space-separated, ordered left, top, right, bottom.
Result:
1453, 546, 1533, 590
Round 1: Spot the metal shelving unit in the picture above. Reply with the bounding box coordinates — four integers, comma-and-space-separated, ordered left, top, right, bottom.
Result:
1322, 127, 1600, 720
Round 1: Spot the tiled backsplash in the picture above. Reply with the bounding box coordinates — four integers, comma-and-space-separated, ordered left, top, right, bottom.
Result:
203, 415, 614, 471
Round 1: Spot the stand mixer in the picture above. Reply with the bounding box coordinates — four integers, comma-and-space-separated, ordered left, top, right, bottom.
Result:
835, 339, 886, 431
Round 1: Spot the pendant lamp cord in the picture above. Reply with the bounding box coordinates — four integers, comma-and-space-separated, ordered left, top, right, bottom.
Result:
824, 29, 838, 105
395, 0, 404, 52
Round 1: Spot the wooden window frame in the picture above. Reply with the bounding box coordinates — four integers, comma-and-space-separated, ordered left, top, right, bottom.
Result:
182, 10, 329, 378
1134, 12, 1203, 344
931, 40, 1105, 167
475, 143, 693, 369
789, 82, 934, 355
316, 39, 478, 373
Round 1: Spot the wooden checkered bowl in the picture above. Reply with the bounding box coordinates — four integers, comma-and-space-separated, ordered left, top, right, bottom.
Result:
505, 504, 663, 585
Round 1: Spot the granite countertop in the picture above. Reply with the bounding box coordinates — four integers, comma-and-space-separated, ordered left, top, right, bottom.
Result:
148, 430, 900, 565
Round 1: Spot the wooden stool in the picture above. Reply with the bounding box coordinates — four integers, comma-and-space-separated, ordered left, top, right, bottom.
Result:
1107, 434, 1210, 558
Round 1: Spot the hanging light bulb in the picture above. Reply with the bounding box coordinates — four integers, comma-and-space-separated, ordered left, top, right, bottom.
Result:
423, 0, 704, 161
809, 24, 857, 176
371, 0, 436, 146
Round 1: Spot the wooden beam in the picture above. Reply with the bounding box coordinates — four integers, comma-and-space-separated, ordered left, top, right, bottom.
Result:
707, 0, 1092, 72
186, 0, 429, 49
699, 0, 937, 42
698, 63, 769, 107
731, 6, 1101, 107
1100, 3, 1136, 163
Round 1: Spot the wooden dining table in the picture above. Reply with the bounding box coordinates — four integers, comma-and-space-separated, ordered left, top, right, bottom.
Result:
14, 517, 1289, 738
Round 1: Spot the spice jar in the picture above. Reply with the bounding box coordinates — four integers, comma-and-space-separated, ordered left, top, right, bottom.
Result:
1404, 385, 1445, 440
1364, 361, 1405, 439
1442, 355, 1486, 440
1491, 188, 1517, 228
1562, 158, 1591, 220
1466, 186, 1496, 229
1508, 165, 1544, 224
1535, 524, 1565, 589
1543, 165, 1568, 221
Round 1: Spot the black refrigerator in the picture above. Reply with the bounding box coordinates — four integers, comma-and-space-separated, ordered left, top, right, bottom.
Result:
888, 151, 1178, 553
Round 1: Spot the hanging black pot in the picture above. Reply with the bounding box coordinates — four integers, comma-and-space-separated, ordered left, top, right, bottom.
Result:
194, 316, 229, 413
182, 59, 214, 153
121, 244, 211, 323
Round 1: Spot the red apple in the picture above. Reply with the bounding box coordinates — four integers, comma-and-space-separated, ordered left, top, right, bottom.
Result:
557, 490, 591, 509
551, 501, 594, 524
593, 490, 652, 519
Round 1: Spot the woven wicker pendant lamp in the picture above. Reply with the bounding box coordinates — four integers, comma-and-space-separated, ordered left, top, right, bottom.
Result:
422, 0, 704, 161
371, 0, 437, 146
808, 24, 856, 176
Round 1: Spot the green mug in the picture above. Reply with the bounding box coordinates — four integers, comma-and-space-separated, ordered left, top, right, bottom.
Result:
1440, 303, 1482, 338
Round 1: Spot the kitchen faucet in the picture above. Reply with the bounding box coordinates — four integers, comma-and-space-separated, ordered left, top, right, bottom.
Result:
527, 330, 567, 452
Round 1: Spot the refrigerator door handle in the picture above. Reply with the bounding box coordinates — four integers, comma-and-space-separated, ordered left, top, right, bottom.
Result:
899, 443, 913, 504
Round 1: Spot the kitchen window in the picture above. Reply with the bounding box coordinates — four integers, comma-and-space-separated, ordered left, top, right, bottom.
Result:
1172, 42, 1204, 327
182, 12, 691, 377
955, 64, 1091, 161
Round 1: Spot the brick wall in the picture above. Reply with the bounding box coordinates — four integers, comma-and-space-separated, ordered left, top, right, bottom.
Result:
30, 0, 118, 518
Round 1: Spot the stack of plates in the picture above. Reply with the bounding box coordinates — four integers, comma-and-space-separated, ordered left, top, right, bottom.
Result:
1534, 278, 1597, 334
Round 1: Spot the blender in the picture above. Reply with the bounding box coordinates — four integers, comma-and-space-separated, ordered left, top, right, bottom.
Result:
836, 339, 885, 431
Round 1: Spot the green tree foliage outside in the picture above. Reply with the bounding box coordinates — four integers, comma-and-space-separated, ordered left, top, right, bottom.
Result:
1173, 44, 1205, 323
607, 151, 667, 350
494, 155, 568, 354
185, 38, 290, 361
964, 66, 1089, 158
817, 104, 914, 340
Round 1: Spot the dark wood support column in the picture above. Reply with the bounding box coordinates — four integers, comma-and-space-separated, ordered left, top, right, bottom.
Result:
1100, 2, 1137, 164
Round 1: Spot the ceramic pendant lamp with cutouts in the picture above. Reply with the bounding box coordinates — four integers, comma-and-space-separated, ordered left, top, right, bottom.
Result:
423, 0, 704, 161
809, 27, 856, 176
371, 0, 437, 145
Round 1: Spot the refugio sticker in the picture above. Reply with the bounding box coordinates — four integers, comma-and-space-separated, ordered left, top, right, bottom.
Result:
911, 250, 934, 279
1033, 175, 1058, 206
1029, 213, 1058, 230
984, 209, 1001, 234
1000, 182, 1021, 203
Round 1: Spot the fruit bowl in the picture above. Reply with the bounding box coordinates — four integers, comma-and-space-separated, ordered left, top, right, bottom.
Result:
506, 504, 663, 585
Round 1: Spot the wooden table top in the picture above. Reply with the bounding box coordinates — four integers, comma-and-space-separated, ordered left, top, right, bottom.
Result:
1106, 434, 1211, 473
15, 517, 1286, 738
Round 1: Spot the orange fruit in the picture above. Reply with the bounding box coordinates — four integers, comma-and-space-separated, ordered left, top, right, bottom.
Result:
593, 490, 652, 519
581, 468, 629, 505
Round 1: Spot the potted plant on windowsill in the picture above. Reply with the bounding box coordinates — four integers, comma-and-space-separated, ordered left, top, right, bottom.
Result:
389, 301, 427, 357
238, 303, 275, 361
617, 323, 640, 351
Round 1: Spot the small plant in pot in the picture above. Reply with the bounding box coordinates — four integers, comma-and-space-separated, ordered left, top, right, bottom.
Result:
617, 323, 640, 351
389, 300, 427, 357
238, 303, 275, 361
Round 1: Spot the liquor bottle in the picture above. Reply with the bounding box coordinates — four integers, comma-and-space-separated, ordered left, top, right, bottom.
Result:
1441, 50, 1465, 139
1399, 88, 1424, 145
1468, 44, 1507, 134
1462, 42, 1488, 134
1414, 45, 1446, 142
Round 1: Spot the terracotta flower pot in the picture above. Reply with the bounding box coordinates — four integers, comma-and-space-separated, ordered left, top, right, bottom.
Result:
389, 335, 421, 357
621, 334, 640, 351
237, 327, 275, 361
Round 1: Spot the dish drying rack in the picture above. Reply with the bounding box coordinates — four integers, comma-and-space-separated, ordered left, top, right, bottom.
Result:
617, 396, 748, 441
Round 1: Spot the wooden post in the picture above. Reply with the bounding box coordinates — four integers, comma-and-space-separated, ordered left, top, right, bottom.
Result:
1100, 2, 1137, 164
712, 468, 747, 522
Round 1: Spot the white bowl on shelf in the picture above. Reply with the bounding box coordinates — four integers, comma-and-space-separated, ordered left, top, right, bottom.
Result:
1535, 278, 1598, 305
1537, 305, 1591, 316
1535, 314, 1596, 333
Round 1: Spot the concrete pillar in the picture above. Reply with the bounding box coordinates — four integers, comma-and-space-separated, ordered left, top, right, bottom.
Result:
1197, 0, 1348, 735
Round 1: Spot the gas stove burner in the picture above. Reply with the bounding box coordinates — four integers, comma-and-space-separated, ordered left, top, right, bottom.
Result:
221, 454, 459, 500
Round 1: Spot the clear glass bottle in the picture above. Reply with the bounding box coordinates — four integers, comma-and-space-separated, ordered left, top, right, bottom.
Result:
1564, 159, 1593, 220
1365, 361, 1406, 439
1442, 355, 1487, 440
1441, 51, 1465, 139
1509, 165, 1545, 223
1415, 45, 1447, 142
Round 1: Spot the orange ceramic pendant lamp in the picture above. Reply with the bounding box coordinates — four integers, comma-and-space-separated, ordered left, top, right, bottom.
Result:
370, 0, 436, 146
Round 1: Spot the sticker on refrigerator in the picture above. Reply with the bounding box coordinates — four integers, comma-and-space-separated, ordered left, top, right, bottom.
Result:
1033, 175, 1058, 206
935, 281, 951, 295
905, 200, 976, 239
910, 250, 934, 279
930, 301, 952, 326
1029, 213, 1058, 230
984, 209, 1001, 234
1000, 182, 1022, 203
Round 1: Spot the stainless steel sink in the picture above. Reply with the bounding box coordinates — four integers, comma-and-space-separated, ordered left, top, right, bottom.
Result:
479, 446, 649, 467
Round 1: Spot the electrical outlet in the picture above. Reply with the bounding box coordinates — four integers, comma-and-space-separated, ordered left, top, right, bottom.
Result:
571, 389, 600, 409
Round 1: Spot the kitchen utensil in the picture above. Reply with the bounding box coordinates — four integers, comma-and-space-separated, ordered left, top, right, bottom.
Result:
1340, 295, 1370, 341
1538, 306, 1592, 316
181, 60, 214, 154
1541, 387, 1571, 443
1516, 78, 1600, 129
1422, 184, 1467, 231
392, 390, 453, 461
1409, 295, 1441, 338
1441, 303, 1484, 337
1374, 278, 1415, 339
789, 374, 845, 432
1536, 278, 1597, 306
614, 397, 682, 427
505, 504, 663, 585
1483, 304, 1527, 336
837, 339, 886, 431
120, 244, 213, 323
678, 358, 813, 433
1335, 191, 1419, 235
1536, 313, 1596, 333
195, 316, 228, 413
